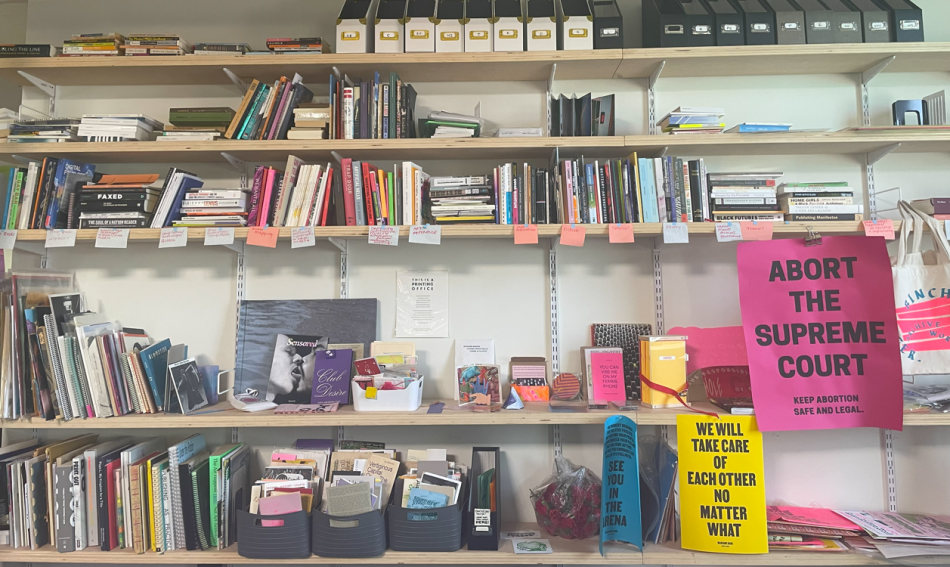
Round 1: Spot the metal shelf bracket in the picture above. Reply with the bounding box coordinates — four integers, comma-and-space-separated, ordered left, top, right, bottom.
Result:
648, 61, 666, 136
329, 237, 348, 299
222, 68, 249, 95
221, 152, 249, 189
860, 56, 896, 127
17, 71, 57, 118
865, 143, 901, 218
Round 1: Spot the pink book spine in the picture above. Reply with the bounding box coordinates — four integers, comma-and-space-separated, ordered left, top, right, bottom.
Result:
259, 168, 276, 226
267, 82, 295, 140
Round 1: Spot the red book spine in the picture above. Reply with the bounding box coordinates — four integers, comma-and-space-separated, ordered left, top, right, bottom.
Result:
259, 168, 275, 227
320, 168, 334, 226
341, 159, 356, 226
105, 459, 120, 550
362, 162, 375, 226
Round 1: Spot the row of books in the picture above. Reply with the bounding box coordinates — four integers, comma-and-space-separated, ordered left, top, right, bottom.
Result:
332, 71, 418, 140
226, 75, 314, 140
722, 180, 865, 222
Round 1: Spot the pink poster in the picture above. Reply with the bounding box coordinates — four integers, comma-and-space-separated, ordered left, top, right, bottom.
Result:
736, 236, 903, 431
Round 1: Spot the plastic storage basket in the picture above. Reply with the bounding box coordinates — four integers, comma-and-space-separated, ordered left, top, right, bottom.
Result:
387, 488, 466, 552
236, 509, 312, 559
312, 509, 387, 558
351, 376, 424, 411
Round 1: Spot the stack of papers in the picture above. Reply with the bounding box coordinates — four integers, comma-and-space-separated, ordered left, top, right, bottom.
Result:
766, 506, 858, 551
836, 510, 950, 560
424, 111, 483, 138
658, 106, 724, 135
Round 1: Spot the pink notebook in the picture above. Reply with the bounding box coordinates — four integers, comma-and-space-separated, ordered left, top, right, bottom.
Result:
258, 492, 303, 527
766, 506, 860, 531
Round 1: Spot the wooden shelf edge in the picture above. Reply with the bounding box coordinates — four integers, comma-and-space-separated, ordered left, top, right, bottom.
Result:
643, 543, 890, 566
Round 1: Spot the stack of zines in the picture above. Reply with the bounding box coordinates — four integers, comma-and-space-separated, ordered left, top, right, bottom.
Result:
421, 111, 481, 138
61, 32, 124, 56
779, 182, 864, 222
191, 42, 252, 55
77, 114, 163, 142
8, 118, 79, 143
265, 37, 331, 54
77, 173, 162, 228
288, 103, 330, 140
766, 506, 858, 552
160, 107, 235, 141
226, 74, 314, 140
659, 106, 725, 135
332, 71, 417, 140
175, 187, 250, 227
121, 33, 192, 56
709, 172, 784, 222
427, 176, 495, 224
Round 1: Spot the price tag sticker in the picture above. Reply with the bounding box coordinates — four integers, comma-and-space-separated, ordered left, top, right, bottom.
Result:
159, 227, 188, 248
45, 229, 77, 249
204, 227, 235, 246
290, 226, 315, 249
514, 224, 538, 245
409, 225, 441, 245
715, 222, 743, 242
663, 223, 689, 244
368, 226, 399, 246
248, 226, 279, 248
0, 229, 17, 250
863, 219, 895, 240
739, 221, 774, 241
560, 224, 586, 247
608, 223, 634, 243
95, 228, 129, 249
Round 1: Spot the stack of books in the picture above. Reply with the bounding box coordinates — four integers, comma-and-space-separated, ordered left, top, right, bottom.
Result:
913, 197, 950, 220
265, 37, 331, 54
77, 114, 163, 142
226, 75, 314, 140
0, 158, 95, 230
659, 106, 725, 135
8, 118, 79, 143
175, 187, 250, 227
160, 107, 235, 141
779, 182, 863, 222
77, 173, 162, 228
0, 108, 17, 141
288, 104, 330, 140
61, 32, 124, 56
0, 44, 58, 57
709, 172, 784, 222
121, 33, 192, 56
422, 111, 481, 138
192, 42, 252, 55
725, 123, 792, 133
428, 176, 495, 224
766, 506, 858, 552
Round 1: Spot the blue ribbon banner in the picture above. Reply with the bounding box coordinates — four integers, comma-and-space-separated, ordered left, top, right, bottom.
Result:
600, 415, 643, 555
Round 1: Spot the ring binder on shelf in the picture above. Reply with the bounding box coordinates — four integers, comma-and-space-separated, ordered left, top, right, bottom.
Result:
762, 0, 806, 43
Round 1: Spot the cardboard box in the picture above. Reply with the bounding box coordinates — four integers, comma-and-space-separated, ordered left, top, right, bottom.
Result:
639, 335, 688, 408
337, 0, 376, 54
405, 0, 438, 52
376, 0, 408, 53
465, 0, 494, 51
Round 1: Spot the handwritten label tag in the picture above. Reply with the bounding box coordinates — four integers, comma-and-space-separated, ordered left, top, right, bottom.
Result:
863, 219, 895, 240
368, 225, 399, 246
95, 228, 129, 249
608, 223, 634, 243
45, 229, 77, 248
0, 229, 17, 250
159, 227, 188, 248
514, 224, 538, 245
204, 227, 235, 246
561, 224, 586, 247
739, 221, 774, 241
248, 226, 279, 248
290, 226, 315, 249
409, 225, 441, 245
715, 222, 743, 243
663, 223, 689, 244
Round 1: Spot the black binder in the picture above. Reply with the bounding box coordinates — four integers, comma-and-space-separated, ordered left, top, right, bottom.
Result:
762, 0, 806, 43
794, 0, 834, 43
643, 0, 715, 47
822, 0, 862, 42
872, 0, 922, 42
731, 0, 777, 44
844, 0, 891, 42
702, 0, 744, 45
467, 447, 500, 551
592, 0, 624, 49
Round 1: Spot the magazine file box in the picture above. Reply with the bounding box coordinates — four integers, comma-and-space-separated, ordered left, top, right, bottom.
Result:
312, 509, 387, 558
795, 0, 835, 44
405, 0, 438, 52
591, 0, 624, 49
643, 0, 688, 47
376, 0, 408, 53
387, 478, 468, 551
337, 0, 376, 54
845, 0, 891, 42
236, 509, 312, 559
822, 0, 862, 42
467, 447, 500, 551
701, 0, 744, 45
527, 0, 558, 51
351, 376, 424, 411
762, 0, 806, 43
872, 0, 922, 42
557, 0, 594, 50
494, 0, 525, 51
731, 0, 777, 44
465, 0, 493, 51
436, 0, 465, 52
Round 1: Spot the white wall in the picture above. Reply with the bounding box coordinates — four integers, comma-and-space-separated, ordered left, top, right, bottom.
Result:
3, 2, 950, 565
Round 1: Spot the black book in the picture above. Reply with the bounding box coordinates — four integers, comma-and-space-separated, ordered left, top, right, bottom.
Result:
0, 44, 55, 57
713, 203, 782, 212
687, 160, 704, 222
79, 200, 156, 213
331, 166, 346, 226
404, 83, 418, 138
628, 159, 641, 223
32, 158, 58, 229
178, 457, 201, 550
80, 189, 159, 202
80, 218, 151, 228
276, 83, 314, 140
97, 447, 125, 550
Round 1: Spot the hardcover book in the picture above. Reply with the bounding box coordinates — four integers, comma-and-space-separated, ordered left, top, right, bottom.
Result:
590, 323, 652, 401
266, 334, 328, 404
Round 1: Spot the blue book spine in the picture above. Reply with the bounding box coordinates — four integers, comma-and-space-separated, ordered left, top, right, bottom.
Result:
2, 168, 13, 228
506, 192, 512, 225
638, 159, 658, 223
737, 124, 790, 132
585, 164, 596, 222
166, 176, 204, 227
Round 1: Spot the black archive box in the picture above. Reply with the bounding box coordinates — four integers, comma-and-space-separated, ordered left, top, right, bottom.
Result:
236, 510, 312, 560
872, 0, 923, 42
731, 0, 777, 44
311, 509, 387, 558
762, 0, 806, 43
643, 0, 715, 48
387, 479, 468, 552
467, 447, 500, 551
822, 0, 862, 42
845, 0, 891, 42
701, 0, 744, 45
592, 0, 624, 49
795, 0, 835, 44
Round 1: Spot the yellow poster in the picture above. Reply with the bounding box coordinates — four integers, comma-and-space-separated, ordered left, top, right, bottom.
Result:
677, 415, 768, 554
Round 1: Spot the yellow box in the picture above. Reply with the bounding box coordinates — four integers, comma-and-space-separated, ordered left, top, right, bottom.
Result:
639, 335, 688, 408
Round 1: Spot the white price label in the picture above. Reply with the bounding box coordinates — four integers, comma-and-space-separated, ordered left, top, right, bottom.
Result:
290, 226, 315, 249
408, 225, 441, 245
204, 227, 235, 246
159, 227, 188, 248
45, 229, 77, 248
474, 508, 491, 528
715, 222, 743, 242
95, 228, 129, 249
368, 226, 399, 246
0, 229, 17, 250
662, 223, 689, 244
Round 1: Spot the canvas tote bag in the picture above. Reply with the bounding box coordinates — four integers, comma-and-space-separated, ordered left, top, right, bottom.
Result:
891, 201, 950, 375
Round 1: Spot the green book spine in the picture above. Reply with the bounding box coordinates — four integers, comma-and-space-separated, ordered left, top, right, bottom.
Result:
7, 169, 23, 230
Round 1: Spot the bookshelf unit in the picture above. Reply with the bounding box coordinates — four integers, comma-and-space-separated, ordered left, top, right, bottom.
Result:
1, 1, 948, 565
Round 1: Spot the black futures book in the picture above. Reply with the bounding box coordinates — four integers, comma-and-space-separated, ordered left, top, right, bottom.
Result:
234, 299, 377, 400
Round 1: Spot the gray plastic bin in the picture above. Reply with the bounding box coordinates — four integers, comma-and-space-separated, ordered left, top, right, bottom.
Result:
236, 509, 312, 559
312, 509, 387, 557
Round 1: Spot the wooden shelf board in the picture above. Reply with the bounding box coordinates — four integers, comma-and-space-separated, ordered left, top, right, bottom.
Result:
624, 132, 950, 157
616, 43, 950, 79
0, 50, 623, 86
643, 542, 890, 565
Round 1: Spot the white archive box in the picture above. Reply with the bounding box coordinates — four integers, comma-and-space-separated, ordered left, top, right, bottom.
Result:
337, 0, 377, 54
436, 0, 465, 52
464, 0, 493, 52
376, 0, 408, 53
526, 0, 558, 51
493, 0, 525, 51
557, 0, 594, 50
405, 0, 438, 52
351, 377, 425, 411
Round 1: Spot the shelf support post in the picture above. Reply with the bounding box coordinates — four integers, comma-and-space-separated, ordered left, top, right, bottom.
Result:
17, 71, 57, 118
328, 237, 348, 299
222, 68, 249, 95
652, 238, 665, 335
881, 429, 897, 512
546, 64, 557, 137
337, 426, 345, 446
860, 56, 895, 127
553, 424, 562, 458
648, 61, 666, 136
221, 152, 248, 190
233, 242, 246, 375
865, 143, 900, 220
549, 237, 560, 375
231, 427, 239, 443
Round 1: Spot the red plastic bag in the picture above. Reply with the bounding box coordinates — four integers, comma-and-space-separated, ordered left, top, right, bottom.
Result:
529, 456, 602, 539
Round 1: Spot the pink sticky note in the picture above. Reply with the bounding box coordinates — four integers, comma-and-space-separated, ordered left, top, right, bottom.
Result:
560, 224, 586, 247
248, 226, 279, 248
863, 219, 895, 240
590, 351, 627, 403
514, 224, 538, 245
609, 223, 634, 243
740, 221, 774, 241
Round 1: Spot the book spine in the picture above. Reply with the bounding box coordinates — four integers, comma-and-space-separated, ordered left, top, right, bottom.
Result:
382, 84, 389, 140
343, 87, 354, 140
342, 159, 356, 226
687, 160, 702, 222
